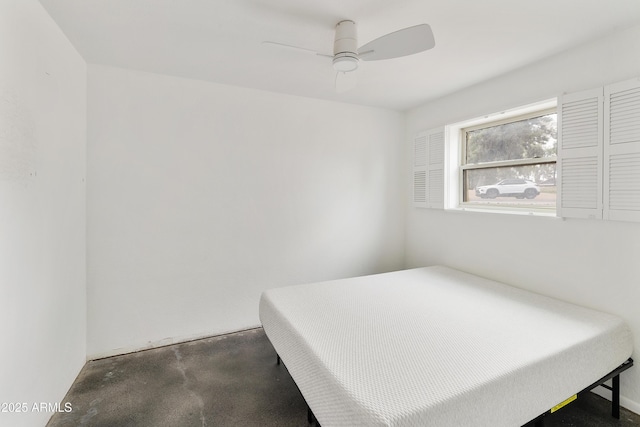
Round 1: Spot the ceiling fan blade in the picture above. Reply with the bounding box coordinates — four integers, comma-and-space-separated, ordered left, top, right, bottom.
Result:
358, 24, 435, 61
335, 70, 358, 93
262, 41, 332, 58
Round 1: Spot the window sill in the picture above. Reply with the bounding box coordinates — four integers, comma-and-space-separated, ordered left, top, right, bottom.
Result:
448, 205, 558, 218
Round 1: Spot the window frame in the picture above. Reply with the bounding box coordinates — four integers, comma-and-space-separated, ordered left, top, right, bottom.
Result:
452, 104, 558, 214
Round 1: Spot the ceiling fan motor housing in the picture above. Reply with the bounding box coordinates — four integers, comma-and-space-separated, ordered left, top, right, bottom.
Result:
333, 20, 359, 72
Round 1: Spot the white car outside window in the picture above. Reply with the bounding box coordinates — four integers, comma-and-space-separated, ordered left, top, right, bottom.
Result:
475, 179, 540, 199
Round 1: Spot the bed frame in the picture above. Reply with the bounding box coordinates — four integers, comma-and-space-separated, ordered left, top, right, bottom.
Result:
275, 355, 633, 427
531, 357, 634, 426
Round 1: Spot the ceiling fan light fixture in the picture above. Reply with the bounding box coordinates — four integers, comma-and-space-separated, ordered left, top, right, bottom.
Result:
333, 53, 359, 72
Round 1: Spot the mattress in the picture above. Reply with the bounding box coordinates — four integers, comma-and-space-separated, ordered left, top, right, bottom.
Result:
259, 266, 633, 427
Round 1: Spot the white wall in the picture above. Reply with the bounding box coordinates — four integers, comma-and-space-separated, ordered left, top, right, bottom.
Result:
405, 24, 640, 412
0, 1, 86, 426
87, 65, 405, 358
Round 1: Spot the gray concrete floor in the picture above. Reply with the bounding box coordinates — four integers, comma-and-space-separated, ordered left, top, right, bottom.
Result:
48, 328, 639, 426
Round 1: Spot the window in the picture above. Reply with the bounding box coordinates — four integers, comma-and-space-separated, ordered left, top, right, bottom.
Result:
460, 109, 557, 212
415, 77, 640, 222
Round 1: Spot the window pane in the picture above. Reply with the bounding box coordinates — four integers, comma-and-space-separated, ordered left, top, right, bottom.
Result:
465, 113, 557, 164
464, 164, 556, 208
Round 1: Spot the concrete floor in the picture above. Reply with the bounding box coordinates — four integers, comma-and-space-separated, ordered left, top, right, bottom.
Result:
48, 328, 639, 427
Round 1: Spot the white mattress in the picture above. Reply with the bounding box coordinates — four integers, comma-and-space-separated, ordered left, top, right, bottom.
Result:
259, 266, 633, 427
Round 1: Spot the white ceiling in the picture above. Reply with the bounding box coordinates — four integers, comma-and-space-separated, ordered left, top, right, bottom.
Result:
38, 0, 640, 111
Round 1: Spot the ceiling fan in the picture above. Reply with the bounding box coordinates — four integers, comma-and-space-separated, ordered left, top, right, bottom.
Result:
263, 20, 435, 92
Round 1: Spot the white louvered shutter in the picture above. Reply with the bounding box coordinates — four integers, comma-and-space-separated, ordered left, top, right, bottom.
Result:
413, 132, 427, 207
427, 128, 445, 209
604, 78, 640, 222
557, 88, 604, 219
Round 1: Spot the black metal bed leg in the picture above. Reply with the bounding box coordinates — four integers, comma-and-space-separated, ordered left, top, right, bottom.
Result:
306, 405, 320, 426
612, 374, 620, 419
307, 406, 318, 425
273, 353, 319, 426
